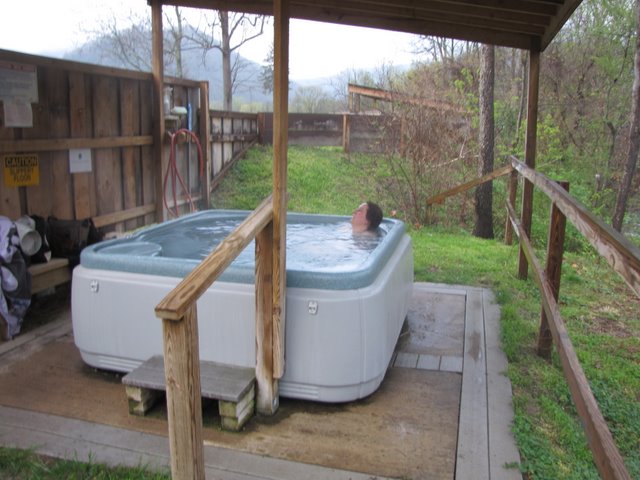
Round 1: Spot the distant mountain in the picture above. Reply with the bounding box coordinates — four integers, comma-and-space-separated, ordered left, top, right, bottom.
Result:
62, 30, 280, 109
57, 27, 410, 111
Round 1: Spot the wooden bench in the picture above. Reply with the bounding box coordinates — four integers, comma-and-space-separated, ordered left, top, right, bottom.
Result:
28, 257, 71, 295
122, 355, 256, 431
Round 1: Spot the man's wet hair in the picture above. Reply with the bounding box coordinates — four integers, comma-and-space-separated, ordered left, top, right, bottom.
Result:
366, 202, 383, 231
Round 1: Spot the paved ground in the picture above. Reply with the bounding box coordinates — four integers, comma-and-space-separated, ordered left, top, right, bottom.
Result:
0, 282, 521, 479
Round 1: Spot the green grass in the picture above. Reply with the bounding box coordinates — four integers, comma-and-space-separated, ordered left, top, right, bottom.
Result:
211, 144, 374, 214
214, 145, 639, 479
3, 145, 638, 479
0, 447, 169, 479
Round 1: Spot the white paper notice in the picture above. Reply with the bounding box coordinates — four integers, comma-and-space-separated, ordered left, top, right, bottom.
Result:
0, 61, 38, 102
3, 98, 33, 127
69, 148, 92, 173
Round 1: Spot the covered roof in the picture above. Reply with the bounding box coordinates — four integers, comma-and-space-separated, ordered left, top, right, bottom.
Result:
160, 0, 583, 51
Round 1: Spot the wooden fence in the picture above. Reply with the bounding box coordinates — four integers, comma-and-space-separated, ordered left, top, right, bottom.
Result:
257, 112, 395, 153
0, 49, 259, 235
210, 110, 258, 191
426, 157, 638, 480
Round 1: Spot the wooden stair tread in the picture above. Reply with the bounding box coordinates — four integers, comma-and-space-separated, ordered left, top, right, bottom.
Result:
122, 355, 255, 403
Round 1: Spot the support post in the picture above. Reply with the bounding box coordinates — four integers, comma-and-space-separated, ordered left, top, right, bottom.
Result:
199, 81, 211, 207
343, 114, 351, 153
537, 181, 569, 358
161, 304, 205, 480
517, 48, 540, 279
151, 0, 166, 222
504, 169, 518, 245
261, 0, 289, 416
256, 221, 275, 413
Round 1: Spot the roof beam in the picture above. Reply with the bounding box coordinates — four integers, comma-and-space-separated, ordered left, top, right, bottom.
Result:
156, 0, 578, 51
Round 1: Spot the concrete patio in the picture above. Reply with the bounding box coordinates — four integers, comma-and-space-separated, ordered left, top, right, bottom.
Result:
0, 282, 521, 479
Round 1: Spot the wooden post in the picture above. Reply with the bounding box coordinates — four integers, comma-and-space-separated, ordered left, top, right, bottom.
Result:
255, 221, 275, 413
537, 181, 569, 358
151, 0, 166, 222
199, 81, 211, 207
517, 48, 540, 279
342, 114, 351, 153
504, 168, 518, 245
161, 305, 205, 480
262, 0, 289, 416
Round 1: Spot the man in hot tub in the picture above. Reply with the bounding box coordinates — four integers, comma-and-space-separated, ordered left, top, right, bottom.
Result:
351, 201, 383, 233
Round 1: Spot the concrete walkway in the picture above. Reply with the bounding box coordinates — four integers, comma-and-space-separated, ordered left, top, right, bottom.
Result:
0, 282, 521, 479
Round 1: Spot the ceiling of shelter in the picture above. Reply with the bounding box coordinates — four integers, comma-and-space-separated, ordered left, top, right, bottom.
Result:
158, 0, 583, 51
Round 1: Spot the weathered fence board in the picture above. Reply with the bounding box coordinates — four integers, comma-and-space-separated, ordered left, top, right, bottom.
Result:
0, 50, 210, 234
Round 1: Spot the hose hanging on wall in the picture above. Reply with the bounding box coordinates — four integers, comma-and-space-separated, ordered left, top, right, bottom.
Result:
163, 128, 205, 218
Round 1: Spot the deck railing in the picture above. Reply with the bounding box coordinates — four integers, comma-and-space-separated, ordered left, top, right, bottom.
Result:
153, 195, 275, 479
427, 157, 638, 480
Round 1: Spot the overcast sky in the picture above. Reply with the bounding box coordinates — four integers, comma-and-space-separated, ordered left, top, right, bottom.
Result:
1, 0, 421, 80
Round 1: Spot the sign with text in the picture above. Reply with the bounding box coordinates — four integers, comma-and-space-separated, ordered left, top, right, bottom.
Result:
2, 154, 39, 187
0, 61, 38, 102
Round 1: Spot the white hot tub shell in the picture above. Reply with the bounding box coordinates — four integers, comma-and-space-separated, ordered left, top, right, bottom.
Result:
72, 210, 414, 402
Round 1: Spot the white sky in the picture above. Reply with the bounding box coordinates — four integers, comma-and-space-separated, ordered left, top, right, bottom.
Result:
1, 0, 421, 80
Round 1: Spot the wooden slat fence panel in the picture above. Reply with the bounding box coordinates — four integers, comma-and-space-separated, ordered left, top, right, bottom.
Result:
23, 67, 54, 218
120, 78, 140, 231
0, 50, 205, 233
46, 67, 73, 219
69, 70, 94, 220
93, 75, 122, 223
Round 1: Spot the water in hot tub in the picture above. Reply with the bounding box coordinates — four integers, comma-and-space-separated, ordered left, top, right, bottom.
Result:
134, 218, 388, 272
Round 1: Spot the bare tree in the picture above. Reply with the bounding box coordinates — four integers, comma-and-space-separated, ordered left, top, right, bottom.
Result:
613, 0, 640, 231
474, 44, 495, 238
413, 36, 477, 82
189, 11, 267, 110
290, 85, 335, 113
165, 6, 187, 78
371, 66, 473, 226
87, 6, 190, 77
260, 43, 274, 94
87, 6, 267, 109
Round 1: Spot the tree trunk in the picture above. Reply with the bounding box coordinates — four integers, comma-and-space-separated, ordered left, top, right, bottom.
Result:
514, 50, 527, 149
173, 6, 184, 78
220, 11, 233, 111
613, 0, 640, 232
474, 44, 495, 239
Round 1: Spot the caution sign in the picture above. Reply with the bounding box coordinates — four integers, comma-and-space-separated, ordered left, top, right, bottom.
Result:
2, 154, 39, 187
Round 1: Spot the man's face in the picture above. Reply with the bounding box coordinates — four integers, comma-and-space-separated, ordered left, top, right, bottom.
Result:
351, 203, 369, 232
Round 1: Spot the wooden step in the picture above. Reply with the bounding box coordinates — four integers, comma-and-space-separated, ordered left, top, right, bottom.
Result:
122, 355, 255, 431
29, 257, 70, 294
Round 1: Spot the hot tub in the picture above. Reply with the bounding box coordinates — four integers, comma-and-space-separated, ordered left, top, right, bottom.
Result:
72, 210, 413, 402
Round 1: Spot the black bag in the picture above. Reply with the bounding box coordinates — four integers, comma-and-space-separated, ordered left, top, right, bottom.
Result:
47, 216, 103, 267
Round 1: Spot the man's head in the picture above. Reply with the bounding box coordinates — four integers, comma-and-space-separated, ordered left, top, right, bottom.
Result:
351, 201, 383, 233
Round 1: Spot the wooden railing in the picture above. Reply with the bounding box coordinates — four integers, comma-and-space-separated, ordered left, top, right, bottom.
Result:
153, 195, 275, 479
426, 157, 638, 480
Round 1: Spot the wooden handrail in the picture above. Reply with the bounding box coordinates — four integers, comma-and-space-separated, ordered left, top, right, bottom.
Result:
425, 164, 513, 206
348, 83, 465, 113
506, 201, 631, 480
426, 156, 634, 479
155, 195, 274, 321
510, 156, 640, 298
